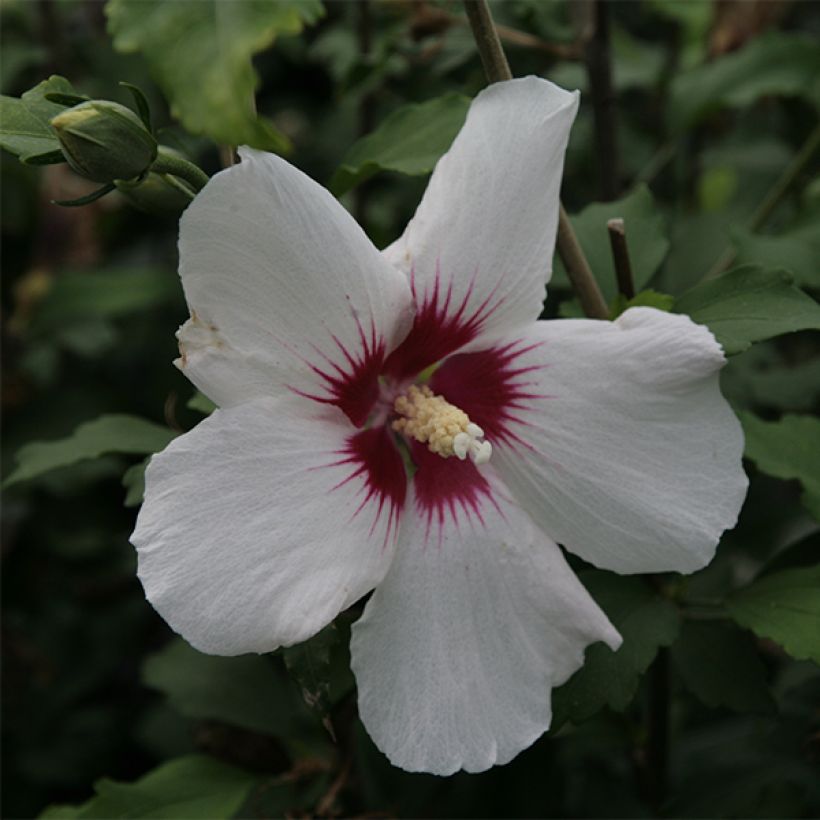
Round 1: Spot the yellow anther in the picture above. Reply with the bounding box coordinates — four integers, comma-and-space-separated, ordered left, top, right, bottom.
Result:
392, 385, 492, 465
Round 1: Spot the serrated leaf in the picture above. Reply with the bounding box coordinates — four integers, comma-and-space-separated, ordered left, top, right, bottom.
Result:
669, 32, 820, 130
552, 572, 680, 725
142, 639, 309, 739
739, 412, 820, 519
329, 93, 470, 195
727, 566, 820, 663
4, 414, 177, 488
39, 755, 257, 820
0, 75, 78, 162
675, 265, 820, 355
671, 621, 775, 713
105, 0, 324, 151
552, 186, 670, 303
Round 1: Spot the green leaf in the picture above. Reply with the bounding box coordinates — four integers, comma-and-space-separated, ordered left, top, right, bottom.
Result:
187, 390, 216, 415
39, 755, 257, 819
0, 75, 78, 163
669, 32, 820, 130
30, 267, 180, 333
732, 224, 820, 290
739, 412, 820, 519
105, 0, 324, 151
609, 288, 674, 319
552, 186, 670, 303
552, 572, 680, 725
671, 621, 775, 713
329, 93, 470, 196
142, 638, 309, 739
282, 624, 341, 738
122, 457, 149, 507
4, 414, 177, 488
727, 566, 820, 663
675, 265, 820, 355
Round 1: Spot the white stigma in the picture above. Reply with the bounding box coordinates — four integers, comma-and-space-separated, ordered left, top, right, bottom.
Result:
392, 385, 492, 466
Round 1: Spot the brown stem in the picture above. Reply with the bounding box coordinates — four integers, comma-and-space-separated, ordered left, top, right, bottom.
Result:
584, 0, 619, 200
557, 205, 610, 319
463, 0, 608, 320
607, 218, 635, 299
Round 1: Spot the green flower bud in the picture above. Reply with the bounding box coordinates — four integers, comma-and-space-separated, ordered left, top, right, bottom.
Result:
50, 100, 157, 184
115, 150, 196, 215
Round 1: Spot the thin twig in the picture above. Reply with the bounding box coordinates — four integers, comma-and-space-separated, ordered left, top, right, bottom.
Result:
557, 205, 610, 318
463, 0, 512, 81
585, 0, 619, 200
703, 122, 820, 281
462, 0, 609, 320
607, 218, 635, 299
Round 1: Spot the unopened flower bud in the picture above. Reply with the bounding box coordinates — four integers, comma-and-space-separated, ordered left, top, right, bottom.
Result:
51, 100, 157, 183
115, 147, 195, 215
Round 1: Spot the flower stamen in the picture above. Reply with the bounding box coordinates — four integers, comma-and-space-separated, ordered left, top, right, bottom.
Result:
392, 385, 492, 465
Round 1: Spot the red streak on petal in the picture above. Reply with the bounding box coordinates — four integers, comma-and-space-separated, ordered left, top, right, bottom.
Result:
431, 339, 552, 450
325, 426, 407, 548
410, 441, 498, 546
382, 264, 505, 380
290, 314, 385, 428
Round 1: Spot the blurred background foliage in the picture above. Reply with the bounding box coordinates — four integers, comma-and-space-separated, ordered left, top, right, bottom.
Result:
2, 0, 819, 817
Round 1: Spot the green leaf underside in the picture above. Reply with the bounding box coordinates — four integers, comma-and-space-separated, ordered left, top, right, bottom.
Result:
0, 75, 78, 162
671, 621, 775, 713
142, 639, 309, 739
329, 93, 471, 195
4, 414, 176, 488
40, 755, 257, 819
675, 265, 820, 355
609, 289, 674, 319
739, 412, 820, 520
552, 185, 670, 303
670, 31, 820, 130
727, 566, 820, 663
105, 0, 324, 151
552, 572, 680, 725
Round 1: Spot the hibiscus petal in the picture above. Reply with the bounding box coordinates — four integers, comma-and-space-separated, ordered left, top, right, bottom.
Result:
132, 398, 406, 655
382, 77, 578, 379
351, 464, 619, 775
177, 148, 414, 426
432, 308, 748, 574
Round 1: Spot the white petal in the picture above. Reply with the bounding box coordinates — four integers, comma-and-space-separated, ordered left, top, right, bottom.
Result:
132, 397, 407, 655
351, 466, 619, 776
432, 308, 748, 574
382, 77, 578, 377
177, 148, 414, 423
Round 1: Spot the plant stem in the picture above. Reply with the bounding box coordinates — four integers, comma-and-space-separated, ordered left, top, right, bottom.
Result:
607, 218, 635, 298
703, 122, 820, 280
557, 205, 610, 318
585, 0, 619, 200
151, 152, 210, 192
463, 0, 608, 320
463, 0, 512, 81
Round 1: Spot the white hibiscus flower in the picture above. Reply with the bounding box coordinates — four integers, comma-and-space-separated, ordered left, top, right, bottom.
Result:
132, 77, 748, 775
